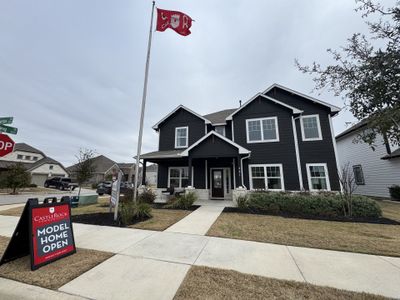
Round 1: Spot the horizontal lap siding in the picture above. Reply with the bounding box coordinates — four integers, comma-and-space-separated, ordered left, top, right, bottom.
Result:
233, 96, 300, 190
266, 88, 340, 191
158, 108, 205, 151
337, 134, 400, 198
189, 135, 239, 158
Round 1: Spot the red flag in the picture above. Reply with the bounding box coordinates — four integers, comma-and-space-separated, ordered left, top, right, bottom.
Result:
156, 8, 193, 36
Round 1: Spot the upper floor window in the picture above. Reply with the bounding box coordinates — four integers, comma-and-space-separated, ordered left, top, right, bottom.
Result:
215, 126, 225, 136
306, 163, 330, 191
175, 126, 188, 148
301, 115, 322, 141
246, 117, 279, 143
353, 165, 365, 185
249, 164, 284, 191
49, 165, 54, 170
25, 155, 31, 160
17, 154, 23, 159
33, 156, 38, 161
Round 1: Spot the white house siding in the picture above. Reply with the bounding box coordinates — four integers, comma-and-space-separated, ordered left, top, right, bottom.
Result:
0, 151, 44, 163
337, 133, 400, 198
30, 163, 69, 186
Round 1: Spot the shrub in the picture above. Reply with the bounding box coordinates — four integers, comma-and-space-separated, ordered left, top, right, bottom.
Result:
246, 192, 381, 219
119, 200, 152, 226
166, 192, 197, 210
138, 188, 156, 204
388, 185, 400, 201
91, 182, 98, 189
29, 183, 37, 188
236, 195, 248, 211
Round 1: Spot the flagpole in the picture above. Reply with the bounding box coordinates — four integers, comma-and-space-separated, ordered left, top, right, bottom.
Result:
133, 1, 156, 203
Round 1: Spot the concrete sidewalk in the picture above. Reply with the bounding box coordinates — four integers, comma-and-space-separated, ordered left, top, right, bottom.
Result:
0, 215, 400, 299
165, 205, 224, 235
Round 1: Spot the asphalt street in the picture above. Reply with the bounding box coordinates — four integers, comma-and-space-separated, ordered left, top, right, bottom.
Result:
0, 188, 97, 205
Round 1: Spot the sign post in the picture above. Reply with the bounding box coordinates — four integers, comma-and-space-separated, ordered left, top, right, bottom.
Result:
111, 171, 122, 221
0, 197, 76, 270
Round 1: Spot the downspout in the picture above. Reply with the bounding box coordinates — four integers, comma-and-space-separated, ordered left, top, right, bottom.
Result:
240, 154, 251, 188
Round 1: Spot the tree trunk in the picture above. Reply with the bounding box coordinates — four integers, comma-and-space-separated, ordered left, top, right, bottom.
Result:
78, 186, 82, 199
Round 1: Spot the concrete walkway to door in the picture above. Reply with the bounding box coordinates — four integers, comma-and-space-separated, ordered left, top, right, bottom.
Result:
165, 205, 224, 235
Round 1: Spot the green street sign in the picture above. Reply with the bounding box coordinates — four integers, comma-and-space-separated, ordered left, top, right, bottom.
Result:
0, 117, 13, 125
0, 124, 18, 135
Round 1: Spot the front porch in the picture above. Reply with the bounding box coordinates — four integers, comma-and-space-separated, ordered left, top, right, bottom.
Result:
140, 131, 251, 202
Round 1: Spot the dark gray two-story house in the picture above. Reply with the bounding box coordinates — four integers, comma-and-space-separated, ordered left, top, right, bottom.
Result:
140, 84, 341, 201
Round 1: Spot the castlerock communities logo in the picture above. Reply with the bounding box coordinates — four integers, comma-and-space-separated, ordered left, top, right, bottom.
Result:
33, 207, 68, 224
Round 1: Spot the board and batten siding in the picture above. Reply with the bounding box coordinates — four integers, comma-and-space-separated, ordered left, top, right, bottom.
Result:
337, 133, 400, 198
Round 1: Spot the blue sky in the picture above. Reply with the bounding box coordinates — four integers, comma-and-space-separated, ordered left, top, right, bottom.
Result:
1, 0, 394, 165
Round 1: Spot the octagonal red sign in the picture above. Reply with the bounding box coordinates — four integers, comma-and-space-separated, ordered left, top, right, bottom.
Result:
0, 133, 15, 157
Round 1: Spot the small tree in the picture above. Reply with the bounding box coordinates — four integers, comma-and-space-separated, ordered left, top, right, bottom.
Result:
2, 163, 31, 194
338, 162, 358, 217
74, 149, 96, 198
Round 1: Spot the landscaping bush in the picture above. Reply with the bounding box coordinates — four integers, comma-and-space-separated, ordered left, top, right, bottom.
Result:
91, 182, 98, 189
166, 192, 198, 210
388, 185, 400, 201
119, 200, 153, 226
246, 192, 382, 219
236, 195, 248, 211
28, 183, 37, 188
138, 188, 156, 204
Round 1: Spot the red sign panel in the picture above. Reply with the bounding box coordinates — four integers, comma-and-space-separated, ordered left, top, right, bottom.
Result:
31, 202, 76, 269
0, 133, 15, 157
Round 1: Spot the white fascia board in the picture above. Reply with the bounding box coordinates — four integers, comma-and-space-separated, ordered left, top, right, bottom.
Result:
180, 131, 251, 156
152, 105, 211, 130
226, 93, 303, 120
263, 83, 341, 113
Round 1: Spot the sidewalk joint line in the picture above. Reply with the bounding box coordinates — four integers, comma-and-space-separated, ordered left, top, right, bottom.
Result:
377, 256, 400, 271
286, 246, 307, 283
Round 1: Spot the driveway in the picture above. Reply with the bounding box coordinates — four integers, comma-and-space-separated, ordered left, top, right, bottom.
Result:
0, 188, 97, 205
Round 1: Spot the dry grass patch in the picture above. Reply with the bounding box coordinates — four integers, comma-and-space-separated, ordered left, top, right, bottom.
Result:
0, 236, 113, 290
174, 266, 385, 300
207, 212, 400, 257
378, 200, 400, 222
130, 209, 191, 231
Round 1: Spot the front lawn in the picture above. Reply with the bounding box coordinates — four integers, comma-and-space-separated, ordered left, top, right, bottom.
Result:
174, 266, 385, 300
0, 236, 112, 290
0, 197, 191, 231
207, 200, 400, 257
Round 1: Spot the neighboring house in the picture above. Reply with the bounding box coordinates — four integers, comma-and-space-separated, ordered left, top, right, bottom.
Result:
336, 120, 400, 198
0, 143, 69, 186
145, 164, 158, 186
140, 83, 341, 200
67, 155, 122, 184
118, 163, 135, 182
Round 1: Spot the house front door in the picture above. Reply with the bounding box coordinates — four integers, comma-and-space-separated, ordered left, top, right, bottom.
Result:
211, 169, 224, 198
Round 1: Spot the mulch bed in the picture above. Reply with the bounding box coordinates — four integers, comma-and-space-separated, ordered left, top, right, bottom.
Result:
223, 207, 400, 225
151, 203, 200, 211
71, 212, 150, 227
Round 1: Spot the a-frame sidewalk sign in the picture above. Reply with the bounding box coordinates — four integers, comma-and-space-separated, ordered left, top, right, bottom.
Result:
0, 197, 76, 270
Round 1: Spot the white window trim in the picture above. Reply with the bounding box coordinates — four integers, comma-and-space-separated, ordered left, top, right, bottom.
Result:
248, 164, 285, 191
300, 114, 323, 141
306, 163, 331, 191
246, 117, 279, 144
167, 166, 194, 188
214, 126, 226, 137
175, 126, 189, 149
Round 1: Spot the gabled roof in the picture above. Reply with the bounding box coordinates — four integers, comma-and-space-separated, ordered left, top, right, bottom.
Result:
335, 119, 368, 140
26, 157, 68, 173
180, 131, 251, 156
203, 108, 237, 125
152, 105, 211, 130
226, 93, 303, 120
67, 155, 118, 174
263, 83, 341, 113
14, 143, 45, 156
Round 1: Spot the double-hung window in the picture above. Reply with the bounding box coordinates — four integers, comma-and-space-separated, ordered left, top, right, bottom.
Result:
353, 165, 365, 185
214, 126, 225, 136
306, 163, 331, 191
301, 115, 322, 141
168, 167, 189, 188
249, 164, 284, 191
175, 127, 188, 148
246, 117, 279, 143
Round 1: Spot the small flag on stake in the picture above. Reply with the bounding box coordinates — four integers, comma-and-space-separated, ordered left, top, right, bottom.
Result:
156, 8, 193, 36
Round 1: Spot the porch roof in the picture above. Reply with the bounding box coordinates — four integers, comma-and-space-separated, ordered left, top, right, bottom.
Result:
139, 149, 184, 160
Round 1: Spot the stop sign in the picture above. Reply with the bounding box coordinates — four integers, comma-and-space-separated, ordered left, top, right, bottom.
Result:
0, 134, 15, 157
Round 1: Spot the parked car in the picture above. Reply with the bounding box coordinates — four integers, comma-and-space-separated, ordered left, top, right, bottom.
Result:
44, 177, 78, 191
96, 181, 113, 195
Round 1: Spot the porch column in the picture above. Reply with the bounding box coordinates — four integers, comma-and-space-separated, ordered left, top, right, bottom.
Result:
237, 155, 242, 187
188, 157, 193, 187
141, 159, 147, 186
